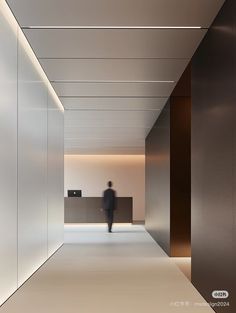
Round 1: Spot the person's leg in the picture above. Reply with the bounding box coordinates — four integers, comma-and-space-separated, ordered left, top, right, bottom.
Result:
109, 210, 114, 232
105, 210, 110, 232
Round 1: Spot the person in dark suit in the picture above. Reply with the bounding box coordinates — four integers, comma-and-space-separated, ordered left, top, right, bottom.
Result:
103, 181, 116, 233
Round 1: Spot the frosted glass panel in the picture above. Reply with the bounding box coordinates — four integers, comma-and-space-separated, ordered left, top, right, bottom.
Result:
47, 95, 64, 256
0, 1, 64, 303
0, 2, 18, 304
17, 31, 48, 286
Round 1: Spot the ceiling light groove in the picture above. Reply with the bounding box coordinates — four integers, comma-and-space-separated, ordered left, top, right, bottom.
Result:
59, 96, 169, 98
39, 57, 189, 60
64, 109, 161, 111
52, 80, 175, 83
22, 26, 205, 30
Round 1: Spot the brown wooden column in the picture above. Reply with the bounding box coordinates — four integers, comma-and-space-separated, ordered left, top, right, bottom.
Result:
145, 65, 191, 257
170, 65, 191, 257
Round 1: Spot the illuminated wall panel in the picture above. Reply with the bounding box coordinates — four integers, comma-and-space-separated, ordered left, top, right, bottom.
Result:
47, 95, 64, 256
17, 30, 48, 286
0, 1, 18, 304
0, 0, 64, 304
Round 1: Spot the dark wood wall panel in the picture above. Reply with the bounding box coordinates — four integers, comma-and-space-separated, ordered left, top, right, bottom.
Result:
191, 0, 236, 311
145, 65, 191, 257
145, 102, 171, 255
170, 96, 191, 257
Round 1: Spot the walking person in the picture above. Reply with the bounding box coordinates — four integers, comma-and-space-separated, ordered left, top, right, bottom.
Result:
103, 181, 116, 233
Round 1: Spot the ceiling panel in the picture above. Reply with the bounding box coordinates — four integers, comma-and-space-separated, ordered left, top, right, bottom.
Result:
53, 82, 174, 97
39, 58, 189, 81
65, 146, 145, 155
64, 134, 149, 154
23, 29, 207, 59
65, 133, 146, 141
64, 127, 151, 138
64, 105, 160, 154
62, 98, 167, 111
65, 110, 160, 128
6, 0, 225, 155
7, 0, 224, 27
65, 138, 145, 147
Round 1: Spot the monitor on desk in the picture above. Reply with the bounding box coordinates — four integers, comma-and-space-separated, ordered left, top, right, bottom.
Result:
68, 190, 82, 197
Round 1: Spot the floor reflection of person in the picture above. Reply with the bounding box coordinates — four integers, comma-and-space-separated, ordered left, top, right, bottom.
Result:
103, 181, 116, 233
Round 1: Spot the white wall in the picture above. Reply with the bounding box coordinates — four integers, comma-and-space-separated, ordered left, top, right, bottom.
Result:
0, 0, 64, 304
65, 155, 145, 221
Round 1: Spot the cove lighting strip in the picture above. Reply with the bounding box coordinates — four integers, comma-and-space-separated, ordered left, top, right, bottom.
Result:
51, 80, 175, 83
0, 1, 64, 112
22, 26, 203, 30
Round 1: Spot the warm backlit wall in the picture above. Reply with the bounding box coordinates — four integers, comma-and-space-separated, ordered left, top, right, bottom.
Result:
0, 1, 64, 305
64, 155, 145, 222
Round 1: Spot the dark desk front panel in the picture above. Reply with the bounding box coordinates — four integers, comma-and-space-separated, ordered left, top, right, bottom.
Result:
65, 197, 132, 223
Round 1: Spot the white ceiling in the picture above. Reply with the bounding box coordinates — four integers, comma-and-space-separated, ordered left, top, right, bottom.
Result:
7, 0, 225, 155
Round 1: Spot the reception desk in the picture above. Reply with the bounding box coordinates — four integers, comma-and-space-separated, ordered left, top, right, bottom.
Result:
64, 197, 133, 223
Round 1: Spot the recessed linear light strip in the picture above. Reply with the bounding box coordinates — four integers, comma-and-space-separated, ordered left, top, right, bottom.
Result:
22, 26, 203, 30
60, 96, 168, 98
64, 109, 161, 111
51, 80, 175, 83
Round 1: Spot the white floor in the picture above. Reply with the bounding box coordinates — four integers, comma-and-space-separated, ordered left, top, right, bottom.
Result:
0, 224, 214, 313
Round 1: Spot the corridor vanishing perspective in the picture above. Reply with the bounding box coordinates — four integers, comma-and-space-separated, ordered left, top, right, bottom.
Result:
1, 0, 235, 312
0, 225, 214, 313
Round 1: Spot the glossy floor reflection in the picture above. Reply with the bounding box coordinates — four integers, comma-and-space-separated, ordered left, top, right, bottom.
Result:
0, 224, 213, 313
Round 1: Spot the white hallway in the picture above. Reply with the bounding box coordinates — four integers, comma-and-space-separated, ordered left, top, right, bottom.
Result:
0, 225, 214, 313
